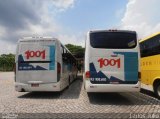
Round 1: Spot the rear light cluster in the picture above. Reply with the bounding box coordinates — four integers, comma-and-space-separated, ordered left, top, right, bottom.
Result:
85, 71, 90, 78
57, 62, 61, 74
57, 62, 61, 82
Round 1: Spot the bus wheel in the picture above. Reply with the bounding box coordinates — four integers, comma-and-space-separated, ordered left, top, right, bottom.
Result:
75, 74, 77, 79
154, 82, 160, 99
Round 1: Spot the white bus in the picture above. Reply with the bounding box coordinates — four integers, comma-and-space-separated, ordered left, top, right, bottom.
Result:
84, 30, 140, 92
15, 37, 78, 92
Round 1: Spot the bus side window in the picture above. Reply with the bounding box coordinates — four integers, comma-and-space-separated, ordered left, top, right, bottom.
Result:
62, 48, 68, 63
152, 36, 160, 55
66, 51, 71, 63
142, 41, 150, 57
140, 43, 144, 57
141, 35, 160, 57
73, 60, 77, 67
140, 42, 147, 57
61, 45, 63, 55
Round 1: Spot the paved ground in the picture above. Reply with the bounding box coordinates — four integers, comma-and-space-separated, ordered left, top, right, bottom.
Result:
0, 72, 160, 119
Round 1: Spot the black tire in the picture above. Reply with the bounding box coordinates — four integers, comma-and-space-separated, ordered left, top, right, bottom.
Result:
154, 82, 160, 99
66, 76, 70, 89
75, 74, 78, 79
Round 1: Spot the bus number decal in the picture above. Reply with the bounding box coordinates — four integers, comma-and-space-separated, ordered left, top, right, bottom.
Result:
98, 58, 120, 68
25, 50, 46, 59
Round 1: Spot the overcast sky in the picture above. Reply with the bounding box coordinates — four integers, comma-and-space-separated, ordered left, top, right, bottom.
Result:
0, 0, 160, 54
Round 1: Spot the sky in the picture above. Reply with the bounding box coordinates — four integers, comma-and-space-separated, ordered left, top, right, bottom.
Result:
0, 0, 160, 54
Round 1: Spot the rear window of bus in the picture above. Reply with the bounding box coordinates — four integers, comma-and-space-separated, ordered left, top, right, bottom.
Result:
90, 31, 137, 49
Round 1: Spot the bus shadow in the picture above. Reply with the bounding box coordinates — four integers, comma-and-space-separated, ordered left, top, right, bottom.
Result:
18, 92, 61, 99
88, 92, 160, 105
18, 75, 83, 99
88, 93, 134, 105
140, 89, 157, 99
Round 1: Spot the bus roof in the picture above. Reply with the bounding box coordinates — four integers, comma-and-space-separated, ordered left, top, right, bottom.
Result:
18, 37, 58, 42
139, 32, 160, 43
89, 29, 136, 34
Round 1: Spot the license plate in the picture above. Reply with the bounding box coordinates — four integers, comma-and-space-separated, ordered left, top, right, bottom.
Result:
31, 84, 39, 87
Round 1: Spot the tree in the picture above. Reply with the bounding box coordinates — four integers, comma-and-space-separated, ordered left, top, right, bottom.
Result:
0, 54, 15, 71
65, 44, 84, 58
65, 44, 84, 72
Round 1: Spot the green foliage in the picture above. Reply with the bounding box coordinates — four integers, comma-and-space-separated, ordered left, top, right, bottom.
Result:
65, 44, 84, 58
0, 54, 15, 71
65, 44, 84, 71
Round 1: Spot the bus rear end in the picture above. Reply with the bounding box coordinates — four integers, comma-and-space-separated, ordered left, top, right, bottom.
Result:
84, 30, 140, 92
15, 37, 61, 92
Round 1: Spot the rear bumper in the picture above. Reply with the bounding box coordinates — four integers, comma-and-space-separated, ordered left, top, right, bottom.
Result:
84, 80, 140, 92
15, 82, 61, 92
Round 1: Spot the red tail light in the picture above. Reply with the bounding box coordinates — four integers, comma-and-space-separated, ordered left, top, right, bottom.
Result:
85, 71, 90, 78
57, 62, 61, 74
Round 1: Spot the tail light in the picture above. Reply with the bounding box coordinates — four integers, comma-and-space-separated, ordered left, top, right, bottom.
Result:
57, 62, 61, 74
85, 71, 90, 78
